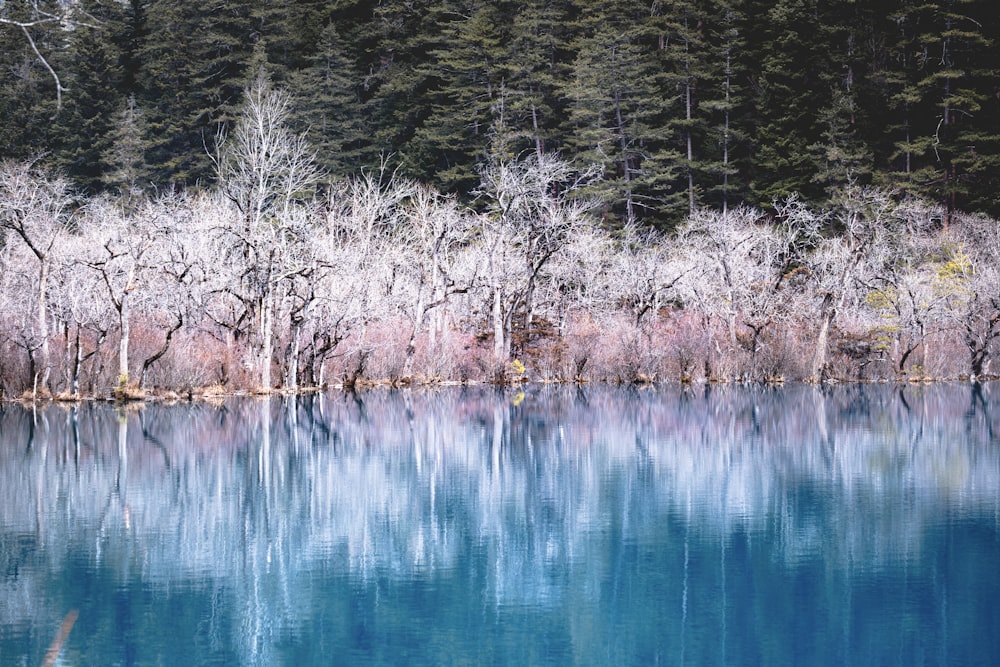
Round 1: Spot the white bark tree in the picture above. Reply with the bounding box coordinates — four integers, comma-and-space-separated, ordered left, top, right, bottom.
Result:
77, 198, 157, 395
396, 185, 474, 376
316, 168, 414, 385
133, 193, 207, 389
475, 151, 599, 368
0, 1, 96, 111
48, 231, 109, 396
609, 223, 690, 328
214, 73, 323, 391
803, 188, 909, 380
942, 214, 1000, 378
0, 161, 73, 394
677, 207, 800, 379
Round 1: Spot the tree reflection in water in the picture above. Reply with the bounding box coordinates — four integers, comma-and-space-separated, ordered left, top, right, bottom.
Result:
1, 384, 999, 665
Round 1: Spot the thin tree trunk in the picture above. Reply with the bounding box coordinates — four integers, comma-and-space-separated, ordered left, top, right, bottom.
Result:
493, 285, 505, 363
614, 88, 634, 223
37, 260, 51, 391
810, 294, 837, 381
260, 292, 274, 392
139, 316, 183, 389
287, 319, 300, 390
684, 32, 695, 216
722, 34, 732, 215
404, 287, 426, 377
71, 325, 82, 397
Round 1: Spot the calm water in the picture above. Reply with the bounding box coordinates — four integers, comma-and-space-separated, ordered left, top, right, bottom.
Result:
1, 384, 998, 666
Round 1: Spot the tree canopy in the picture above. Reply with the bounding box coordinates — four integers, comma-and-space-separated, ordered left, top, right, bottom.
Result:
1, 0, 999, 225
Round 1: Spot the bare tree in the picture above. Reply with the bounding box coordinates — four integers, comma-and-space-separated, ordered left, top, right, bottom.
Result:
316, 168, 415, 385
475, 151, 599, 367
77, 198, 156, 395
545, 222, 615, 330
396, 185, 473, 376
609, 223, 690, 328
677, 206, 800, 379
0, 161, 73, 394
213, 73, 323, 391
943, 214, 1000, 378
134, 193, 207, 389
803, 188, 910, 381
48, 230, 109, 396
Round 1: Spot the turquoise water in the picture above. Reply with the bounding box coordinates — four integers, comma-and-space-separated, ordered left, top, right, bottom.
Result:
1, 385, 998, 665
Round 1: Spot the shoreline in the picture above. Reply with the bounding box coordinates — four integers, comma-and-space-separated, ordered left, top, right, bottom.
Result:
5, 374, 996, 406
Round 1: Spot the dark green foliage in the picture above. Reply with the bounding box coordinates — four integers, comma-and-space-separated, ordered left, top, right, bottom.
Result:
48, 0, 130, 193
743, 0, 834, 206
0, 1, 66, 158
287, 22, 371, 178
562, 0, 679, 226
137, 0, 258, 186
699, 0, 752, 212
3, 0, 999, 222
405, 0, 508, 193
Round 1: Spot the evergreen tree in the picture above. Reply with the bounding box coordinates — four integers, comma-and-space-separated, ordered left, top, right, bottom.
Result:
362, 0, 455, 182
659, 0, 720, 218
102, 94, 149, 204
48, 0, 131, 193
287, 22, 371, 177
810, 0, 877, 201
405, 0, 509, 193
563, 0, 679, 226
743, 0, 834, 206
0, 1, 66, 158
808, 89, 873, 201
700, 0, 751, 212
503, 0, 575, 159
875, 0, 996, 217
139, 0, 255, 186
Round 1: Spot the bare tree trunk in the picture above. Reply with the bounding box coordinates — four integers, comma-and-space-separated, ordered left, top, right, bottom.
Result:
722, 40, 732, 215
531, 103, 544, 161
684, 36, 695, 216
429, 255, 442, 348
614, 89, 635, 223
37, 260, 51, 391
493, 285, 505, 364
139, 316, 183, 389
71, 326, 82, 397
810, 294, 837, 381
404, 288, 426, 377
260, 292, 274, 392
286, 319, 300, 390
118, 291, 130, 385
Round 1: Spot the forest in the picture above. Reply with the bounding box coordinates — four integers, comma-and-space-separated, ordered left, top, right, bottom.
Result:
1, 0, 1000, 397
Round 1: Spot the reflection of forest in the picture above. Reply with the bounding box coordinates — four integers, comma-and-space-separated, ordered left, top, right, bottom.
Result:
1, 385, 999, 663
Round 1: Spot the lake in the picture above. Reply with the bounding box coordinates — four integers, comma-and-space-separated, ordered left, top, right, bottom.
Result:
1, 384, 998, 665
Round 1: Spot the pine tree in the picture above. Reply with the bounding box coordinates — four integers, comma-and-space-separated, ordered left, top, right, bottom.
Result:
138, 0, 255, 186
563, 0, 679, 227
875, 0, 996, 217
743, 0, 837, 206
700, 0, 751, 212
0, 1, 66, 158
102, 95, 149, 204
48, 0, 131, 193
287, 22, 371, 177
503, 0, 575, 159
659, 0, 721, 218
404, 0, 511, 194
361, 0, 456, 183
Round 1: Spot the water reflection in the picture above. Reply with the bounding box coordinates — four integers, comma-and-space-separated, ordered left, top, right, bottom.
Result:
1, 384, 999, 665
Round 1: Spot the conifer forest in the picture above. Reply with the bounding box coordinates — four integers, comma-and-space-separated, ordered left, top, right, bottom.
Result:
2, 0, 1000, 397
